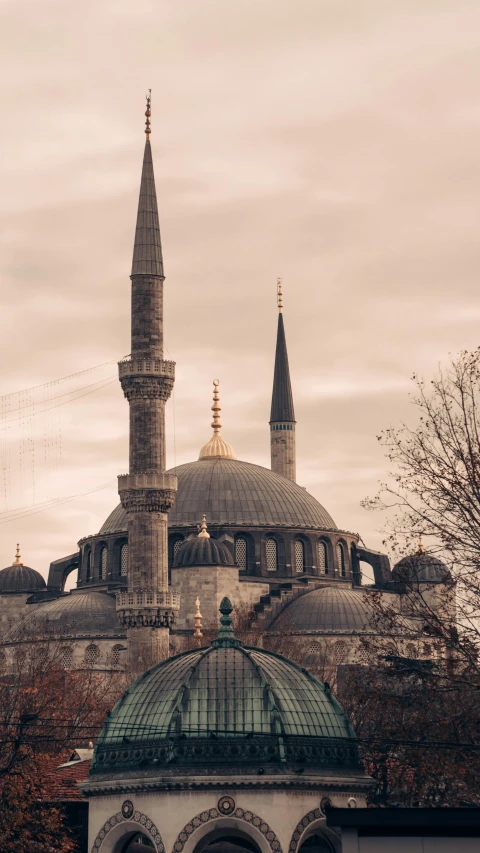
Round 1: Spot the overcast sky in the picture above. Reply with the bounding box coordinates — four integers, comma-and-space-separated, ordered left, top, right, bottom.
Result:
0, 0, 479, 585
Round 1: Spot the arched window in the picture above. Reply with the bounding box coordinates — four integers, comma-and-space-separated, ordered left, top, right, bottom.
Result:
85, 644, 100, 666
266, 538, 277, 571
172, 538, 183, 562
61, 647, 73, 669
120, 543, 128, 576
235, 537, 247, 571
318, 541, 328, 574
334, 641, 347, 664
336, 542, 346, 577
85, 550, 91, 583
295, 539, 305, 572
100, 547, 107, 580
112, 644, 124, 666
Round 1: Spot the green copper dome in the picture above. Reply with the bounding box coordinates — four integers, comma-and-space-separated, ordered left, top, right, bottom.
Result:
91, 599, 360, 776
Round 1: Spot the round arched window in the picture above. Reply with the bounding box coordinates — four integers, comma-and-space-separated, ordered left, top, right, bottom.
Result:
85, 644, 100, 666
295, 539, 305, 572
266, 538, 277, 571
61, 647, 73, 669
336, 542, 346, 577
120, 544, 128, 576
100, 547, 107, 580
318, 541, 328, 574
235, 537, 247, 571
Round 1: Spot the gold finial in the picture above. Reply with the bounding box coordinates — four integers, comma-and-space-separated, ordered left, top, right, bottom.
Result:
13, 544, 23, 566
417, 534, 425, 555
198, 380, 236, 460
194, 596, 203, 639
145, 89, 152, 139
211, 379, 221, 433
198, 514, 210, 539
277, 277, 283, 313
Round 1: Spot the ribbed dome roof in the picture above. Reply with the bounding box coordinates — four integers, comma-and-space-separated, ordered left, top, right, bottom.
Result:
91, 599, 360, 776
173, 535, 235, 568
0, 564, 46, 593
272, 586, 414, 633
393, 552, 451, 583
99, 458, 336, 534
2, 591, 122, 643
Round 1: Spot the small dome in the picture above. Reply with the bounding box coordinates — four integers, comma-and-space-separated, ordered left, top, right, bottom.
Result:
91, 598, 361, 776
393, 551, 451, 584
272, 586, 414, 633
173, 519, 235, 567
2, 591, 122, 643
0, 546, 46, 593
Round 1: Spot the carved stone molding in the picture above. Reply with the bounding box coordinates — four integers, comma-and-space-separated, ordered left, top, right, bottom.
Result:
119, 487, 177, 513
120, 374, 174, 402
171, 806, 282, 853
91, 808, 164, 853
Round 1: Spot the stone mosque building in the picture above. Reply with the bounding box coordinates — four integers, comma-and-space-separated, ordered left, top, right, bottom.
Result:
0, 97, 453, 676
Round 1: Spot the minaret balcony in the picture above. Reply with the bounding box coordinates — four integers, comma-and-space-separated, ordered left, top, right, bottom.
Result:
116, 589, 180, 628
118, 357, 175, 379
118, 472, 178, 492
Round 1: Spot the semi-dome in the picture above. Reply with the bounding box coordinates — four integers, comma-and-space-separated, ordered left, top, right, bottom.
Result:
271, 586, 414, 633
99, 457, 337, 534
2, 591, 122, 643
0, 545, 46, 593
173, 517, 235, 567
392, 550, 451, 583
90, 598, 361, 776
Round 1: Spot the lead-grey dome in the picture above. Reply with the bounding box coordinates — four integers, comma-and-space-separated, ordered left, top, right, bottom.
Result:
272, 586, 414, 633
2, 591, 122, 643
392, 552, 451, 583
0, 564, 46, 593
99, 458, 336, 534
173, 535, 235, 568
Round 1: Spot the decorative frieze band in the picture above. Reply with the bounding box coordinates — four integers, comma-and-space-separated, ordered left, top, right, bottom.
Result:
120, 374, 175, 402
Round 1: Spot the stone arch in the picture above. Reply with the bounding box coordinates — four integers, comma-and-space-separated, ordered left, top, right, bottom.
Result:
94, 541, 108, 581
234, 531, 256, 574
317, 537, 333, 576
288, 809, 339, 853
90, 808, 164, 853
171, 806, 282, 853
111, 537, 128, 579
293, 534, 312, 573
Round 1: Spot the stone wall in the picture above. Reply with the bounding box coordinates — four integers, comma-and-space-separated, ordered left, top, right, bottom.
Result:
171, 564, 269, 631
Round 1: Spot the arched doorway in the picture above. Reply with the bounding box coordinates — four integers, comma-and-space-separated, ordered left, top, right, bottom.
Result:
118, 833, 155, 852
298, 834, 335, 853
193, 828, 262, 853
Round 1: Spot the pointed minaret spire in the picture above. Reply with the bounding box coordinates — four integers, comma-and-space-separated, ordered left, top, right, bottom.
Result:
117, 94, 179, 676
270, 278, 296, 481
131, 90, 164, 279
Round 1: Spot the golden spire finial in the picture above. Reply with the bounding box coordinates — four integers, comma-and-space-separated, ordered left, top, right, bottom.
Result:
198, 380, 236, 460
417, 534, 425, 555
194, 596, 203, 639
277, 277, 283, 313
198, 514, 210, 539
211, 379, 221, 433
13, 544, 22, 566
145, 89, 152, 139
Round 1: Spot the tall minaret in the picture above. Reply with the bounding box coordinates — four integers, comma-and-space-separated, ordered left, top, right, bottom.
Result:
116, 93, 179, 674
270, 278, 296, 481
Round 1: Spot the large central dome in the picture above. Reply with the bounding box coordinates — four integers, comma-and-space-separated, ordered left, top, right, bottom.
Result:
100, 457, 336, 533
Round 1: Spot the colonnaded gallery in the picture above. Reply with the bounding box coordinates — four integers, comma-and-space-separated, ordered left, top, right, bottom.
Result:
0, 98, 464, 853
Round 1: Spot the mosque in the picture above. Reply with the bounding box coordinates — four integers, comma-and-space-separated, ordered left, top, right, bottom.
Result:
0, 96, 452, 677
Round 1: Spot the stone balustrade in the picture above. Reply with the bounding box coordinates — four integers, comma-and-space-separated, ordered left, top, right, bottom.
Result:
117, 472, 178, 492
118, 357, 175, 379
